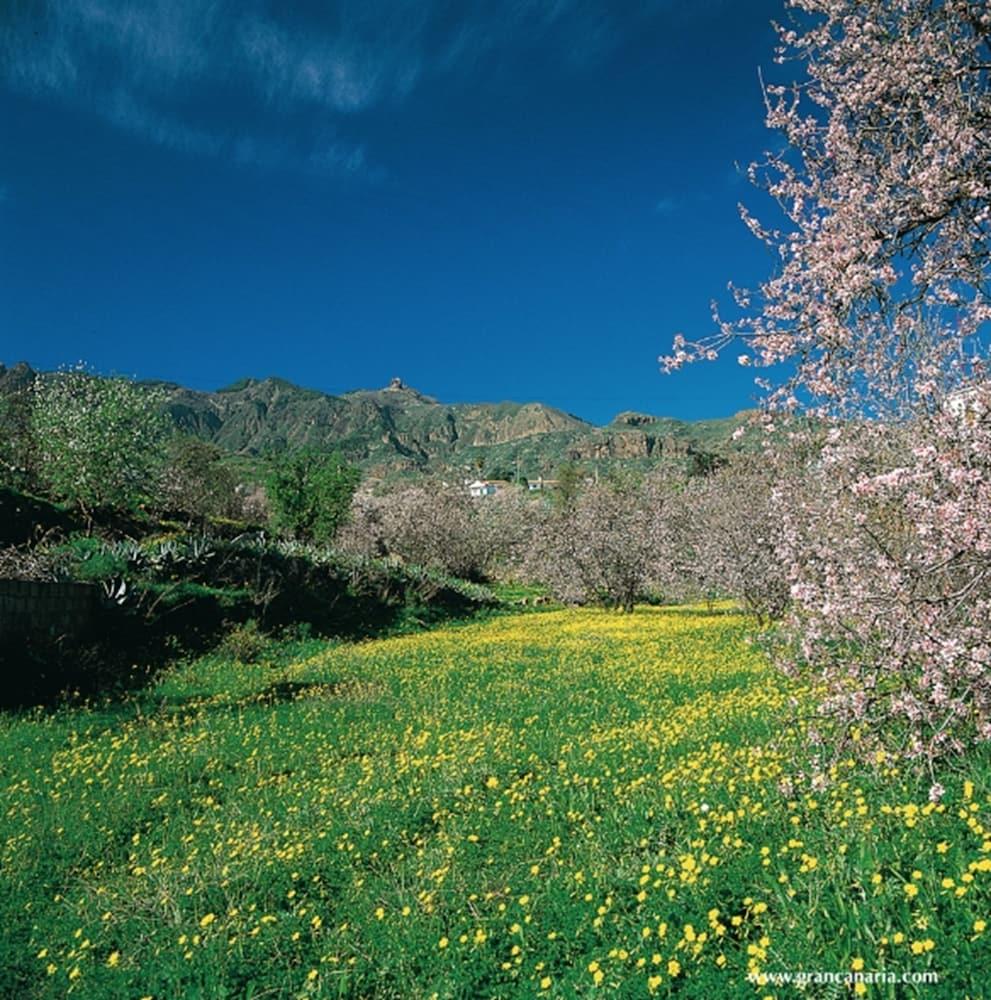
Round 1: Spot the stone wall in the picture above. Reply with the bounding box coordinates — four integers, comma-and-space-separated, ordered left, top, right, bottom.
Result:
0, 579, 100, 643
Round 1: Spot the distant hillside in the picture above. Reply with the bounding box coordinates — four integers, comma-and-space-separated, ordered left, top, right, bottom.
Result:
0, 364, 756, 479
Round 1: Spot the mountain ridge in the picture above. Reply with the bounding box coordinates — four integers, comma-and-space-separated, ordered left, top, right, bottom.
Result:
0, 363, 755, 479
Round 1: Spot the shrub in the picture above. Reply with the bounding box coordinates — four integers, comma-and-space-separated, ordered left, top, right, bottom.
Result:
219, 619, 270, 664
51, 535, 129, 582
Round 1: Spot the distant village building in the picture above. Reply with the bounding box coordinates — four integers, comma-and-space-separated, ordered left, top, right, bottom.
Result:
464, 478, 515, 498
527, 477, 559, 492
465, 478, 498, 498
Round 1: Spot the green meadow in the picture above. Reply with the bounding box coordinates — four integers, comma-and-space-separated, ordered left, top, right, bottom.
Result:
1, 607, 988, 998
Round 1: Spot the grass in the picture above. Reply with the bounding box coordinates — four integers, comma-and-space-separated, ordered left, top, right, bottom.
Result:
1, 606, 989, 998
486, 581, 552, 603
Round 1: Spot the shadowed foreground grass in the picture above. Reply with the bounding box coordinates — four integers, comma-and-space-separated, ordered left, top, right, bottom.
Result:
1, 607, 989, 997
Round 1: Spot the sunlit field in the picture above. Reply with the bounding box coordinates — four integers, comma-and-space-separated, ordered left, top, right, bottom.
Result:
2, 607, 989, 998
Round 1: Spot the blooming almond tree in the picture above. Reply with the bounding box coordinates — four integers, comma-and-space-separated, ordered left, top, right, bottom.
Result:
662, 0, 991, 757
669, 459, 790, 625
338, 483, 535, 582
665, 0, 990, 418
776, 400, 991, 758
528, 476, 672, 612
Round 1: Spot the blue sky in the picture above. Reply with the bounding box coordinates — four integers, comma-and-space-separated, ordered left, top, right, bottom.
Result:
0, 0, 786, 425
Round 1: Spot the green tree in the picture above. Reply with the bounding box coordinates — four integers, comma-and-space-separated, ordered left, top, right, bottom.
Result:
685, 447, 727, 478
158, 436, 238, 522
0, 388, 36, 492
265, 449, 360, 544
31, 369, 169, 513
553, 461, 584, 508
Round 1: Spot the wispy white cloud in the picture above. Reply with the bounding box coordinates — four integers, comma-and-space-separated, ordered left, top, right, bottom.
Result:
1, 0, 684, 176
101, 90, 223, 158
236, 17, 400, 114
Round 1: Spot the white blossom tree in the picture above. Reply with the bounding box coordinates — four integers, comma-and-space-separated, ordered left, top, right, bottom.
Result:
662, 0, 991, 756
668, 459, 789, 624
31, 368, 170, 515
527, 475, 672, 612
339, 483, 535, 582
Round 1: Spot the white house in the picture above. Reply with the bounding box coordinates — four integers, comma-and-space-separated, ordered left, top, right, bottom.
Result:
465, 479, 498, 498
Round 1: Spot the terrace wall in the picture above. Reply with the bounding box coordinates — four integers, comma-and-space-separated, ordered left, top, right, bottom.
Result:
0, 579, 100, 643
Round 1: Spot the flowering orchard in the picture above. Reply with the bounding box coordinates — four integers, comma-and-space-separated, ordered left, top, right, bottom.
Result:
663, 0, 991, 758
